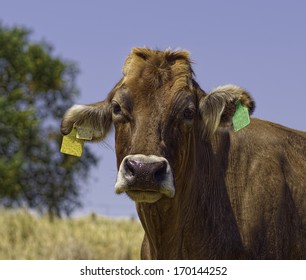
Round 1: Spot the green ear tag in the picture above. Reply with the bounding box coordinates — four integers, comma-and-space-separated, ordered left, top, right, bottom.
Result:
60, 127, 84, 157
232, 101, 250, 132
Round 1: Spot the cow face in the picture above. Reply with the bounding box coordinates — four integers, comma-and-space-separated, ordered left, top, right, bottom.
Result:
61, 48, 255, 203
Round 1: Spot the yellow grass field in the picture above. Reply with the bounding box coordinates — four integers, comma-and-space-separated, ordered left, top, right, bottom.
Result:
0, 208, 144, 260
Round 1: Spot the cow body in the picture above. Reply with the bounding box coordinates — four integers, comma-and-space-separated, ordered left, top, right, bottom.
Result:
137, 118, 306, 259
61, 48, 306, 259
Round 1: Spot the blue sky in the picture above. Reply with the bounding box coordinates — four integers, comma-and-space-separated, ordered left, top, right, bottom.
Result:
1, 0, 305, 217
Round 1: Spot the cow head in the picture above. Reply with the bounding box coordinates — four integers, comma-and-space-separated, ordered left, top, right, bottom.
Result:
61, 48, 255, 203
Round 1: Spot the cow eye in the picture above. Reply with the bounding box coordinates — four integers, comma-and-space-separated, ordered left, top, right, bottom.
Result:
183, 108, 195, 120
111, 102, 122, 115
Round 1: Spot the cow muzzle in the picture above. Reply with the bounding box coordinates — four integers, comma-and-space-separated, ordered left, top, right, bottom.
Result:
114, 154, 175, 203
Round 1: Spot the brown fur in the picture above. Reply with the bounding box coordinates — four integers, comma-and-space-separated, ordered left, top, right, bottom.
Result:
61, 48, 306, 259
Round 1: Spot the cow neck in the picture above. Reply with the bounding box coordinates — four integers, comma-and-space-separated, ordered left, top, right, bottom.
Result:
189, 132, 244, 259
136, 129, 245, 259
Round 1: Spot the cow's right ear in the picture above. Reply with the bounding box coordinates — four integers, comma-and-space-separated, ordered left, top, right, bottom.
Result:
60, 100, 112, 141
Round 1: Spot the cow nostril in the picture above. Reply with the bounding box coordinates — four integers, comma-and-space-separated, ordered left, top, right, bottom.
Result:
125, 159, 136, 177
154, 161, 167, 183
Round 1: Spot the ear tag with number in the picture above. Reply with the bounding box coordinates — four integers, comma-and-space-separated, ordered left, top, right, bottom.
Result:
76, 126, 93, 140
232, 101, 250, 132
60, 127, 84, 157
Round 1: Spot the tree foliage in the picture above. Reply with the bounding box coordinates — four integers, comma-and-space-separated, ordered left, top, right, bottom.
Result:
0, 24, 98, 216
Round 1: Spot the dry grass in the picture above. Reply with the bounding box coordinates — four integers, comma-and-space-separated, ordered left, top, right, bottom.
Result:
0, 208, 144, 260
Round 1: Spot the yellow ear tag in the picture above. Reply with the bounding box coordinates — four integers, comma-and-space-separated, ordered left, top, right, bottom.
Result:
60, 127, 84, 157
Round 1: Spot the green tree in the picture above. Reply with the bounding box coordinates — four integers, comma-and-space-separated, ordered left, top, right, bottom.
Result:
0, 23, 98, 217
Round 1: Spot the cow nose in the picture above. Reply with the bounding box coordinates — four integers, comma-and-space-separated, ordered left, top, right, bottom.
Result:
125, 159, 167, 183
115, 154, 175, 202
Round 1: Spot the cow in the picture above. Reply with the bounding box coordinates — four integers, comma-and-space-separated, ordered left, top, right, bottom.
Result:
61, 48, 306, 259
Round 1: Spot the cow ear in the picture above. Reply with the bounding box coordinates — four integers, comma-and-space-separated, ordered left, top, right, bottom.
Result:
199, 85, 255, 139
60, 100, 112, 141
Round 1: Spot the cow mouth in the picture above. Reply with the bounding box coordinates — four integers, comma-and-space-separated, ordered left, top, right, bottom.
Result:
114, 154, 175, 203
126, 190, 163, 203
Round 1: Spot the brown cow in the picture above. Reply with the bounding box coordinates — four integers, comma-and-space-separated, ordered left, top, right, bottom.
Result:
61, 48, 306, 259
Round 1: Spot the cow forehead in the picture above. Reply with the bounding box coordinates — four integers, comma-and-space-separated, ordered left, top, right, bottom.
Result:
121, 48, 194, 92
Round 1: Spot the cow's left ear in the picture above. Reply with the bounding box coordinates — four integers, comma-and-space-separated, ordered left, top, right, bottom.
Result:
199, 85, 255, 139
60, 100, 112, 142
